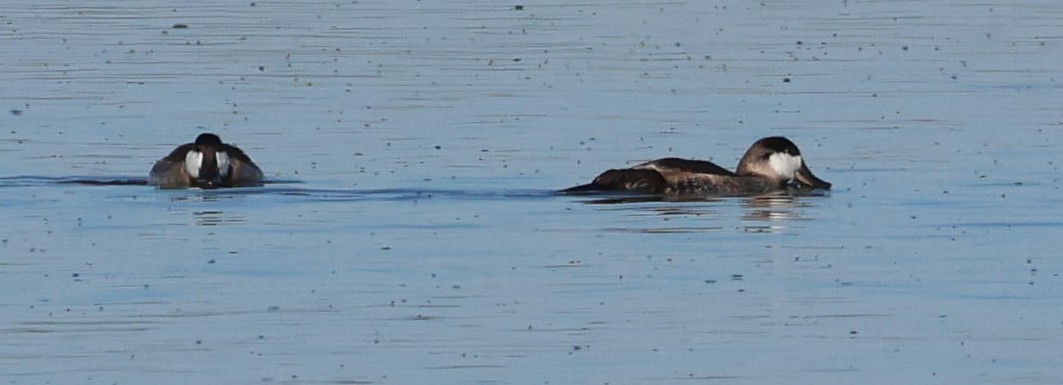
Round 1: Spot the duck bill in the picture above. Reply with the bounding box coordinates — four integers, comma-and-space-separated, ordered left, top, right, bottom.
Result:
197, 179, 221, 189
195, 149, 222, 189
793, 163, 831, 190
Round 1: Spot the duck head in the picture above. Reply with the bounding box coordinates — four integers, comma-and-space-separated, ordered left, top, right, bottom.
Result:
736, 136, 831, 190
183, 133, 231, 189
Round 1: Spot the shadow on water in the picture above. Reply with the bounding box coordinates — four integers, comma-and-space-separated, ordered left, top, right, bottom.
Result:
1, 176, 827, 232
0, 175, 560, 203
0, 176, 306, 187
0, 175, 151, 187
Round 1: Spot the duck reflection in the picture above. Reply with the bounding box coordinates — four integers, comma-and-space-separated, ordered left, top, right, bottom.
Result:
742, 195, 802, 222
193, 210, 245, 226
739, 195, 807, 233
583, 192, 822, 234
170, 192, 228, 203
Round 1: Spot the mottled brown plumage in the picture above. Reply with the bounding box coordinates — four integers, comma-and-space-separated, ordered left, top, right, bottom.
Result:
149, 133, 264, 189
562, 137, 830, 196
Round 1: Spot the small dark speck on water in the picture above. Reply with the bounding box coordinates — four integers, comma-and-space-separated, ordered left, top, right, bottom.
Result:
172, 24, 188, 29
515, 5, 524, 10
10, 109, 23, 116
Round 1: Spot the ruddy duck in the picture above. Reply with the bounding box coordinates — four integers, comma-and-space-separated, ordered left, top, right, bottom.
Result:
148, 133, 264, 189
561, 136, 831, 196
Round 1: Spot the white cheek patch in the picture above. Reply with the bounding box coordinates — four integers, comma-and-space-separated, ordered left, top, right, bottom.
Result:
216, 151, 231, 177
185, 150, 203, 178
768, 153, 802, 180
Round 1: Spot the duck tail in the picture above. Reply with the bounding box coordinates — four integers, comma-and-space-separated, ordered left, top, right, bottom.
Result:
558, 182, 606, 195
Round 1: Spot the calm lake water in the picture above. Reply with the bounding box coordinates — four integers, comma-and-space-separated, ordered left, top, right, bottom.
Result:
2, 1, 1063, 384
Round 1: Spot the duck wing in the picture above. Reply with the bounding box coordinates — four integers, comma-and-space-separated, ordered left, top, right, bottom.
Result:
219, 143, 264, 187
560, 168, 667, 194
560, 158, 738, 195
632, 157, 735, 186
158, 143, 195, 162
633, 157, 734, 176
219, 143, 257, 166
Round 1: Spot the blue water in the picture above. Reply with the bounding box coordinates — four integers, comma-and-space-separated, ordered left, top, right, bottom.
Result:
3, 1, 1063, 384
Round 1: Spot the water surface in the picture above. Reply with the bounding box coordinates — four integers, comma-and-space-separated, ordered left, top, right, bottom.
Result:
2, 1, 1063, 384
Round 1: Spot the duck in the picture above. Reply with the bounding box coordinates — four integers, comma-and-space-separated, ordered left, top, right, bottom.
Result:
561, 136, 831, 196
148, 133, 264, 189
